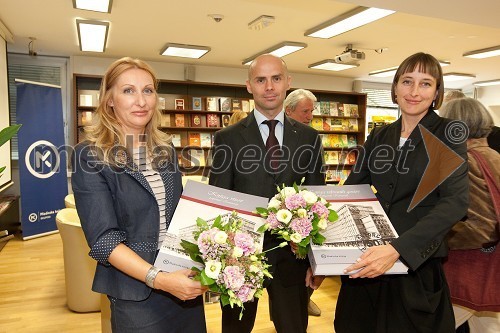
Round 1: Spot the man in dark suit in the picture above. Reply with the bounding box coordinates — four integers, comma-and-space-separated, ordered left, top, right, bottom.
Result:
209, 54, 325, 333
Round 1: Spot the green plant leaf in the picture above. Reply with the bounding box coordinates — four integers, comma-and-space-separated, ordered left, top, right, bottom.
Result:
0, 124, 21, 148
200, 270, 215, 286
329, 209, 338, 222
313, 233, 326, 245
212, 215, 223, 229
196, 217, 208, 228
220, 293, 230, 307
255, 207, 268, 215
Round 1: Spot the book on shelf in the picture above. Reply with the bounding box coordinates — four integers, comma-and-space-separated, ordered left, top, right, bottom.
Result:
79, 94, 93, 107
320, 101, 330, 115
313, 102, 321, 115
219, 97, 232, 112
171, 133, 181, 147
175, 114, 185, 127
200, 132, 212, 147
347, 118, 358, 131
206, 97, 219, 111
311, 118, 323, 131
241, 99, 250, 113
324, 151, 339, 165
175, 99, 185, 110
330, 118, 343, 131
249, 99, 255, 111
189, 149, 206, 167
231, 99, 242, 112
325, 169, 351, 184
80, 111, 93, 126
343, 104, 359, 117
329, 102, 339, 116
158, 97, 166, 110
222, 114, 230, 128
322, 118, 331, 131
190, 114, 203, 127
341, 119, 350, 131
347, 134, 357, 148
160, 114, 171, 127
188, 132, 201, 146
337, 104, 345, 117
206, 113, 220, 127
192, 97, 202, 111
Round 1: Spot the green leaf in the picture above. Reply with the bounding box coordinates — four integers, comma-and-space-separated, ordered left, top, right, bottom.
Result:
0, 166, 5, 174
257, 224, 268, 233
200, 270, 215, 286
220, 293, 230, 307
0, 124, 21, 148
313, 233, 326, 245
212, 215, 223, 229
293, 182, 299, 193
196, 217, 208, 228
329, 209, 338, 222
255, 207, 268, 215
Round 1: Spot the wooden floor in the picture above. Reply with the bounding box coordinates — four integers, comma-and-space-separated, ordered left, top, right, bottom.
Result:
0, 234, 340, 333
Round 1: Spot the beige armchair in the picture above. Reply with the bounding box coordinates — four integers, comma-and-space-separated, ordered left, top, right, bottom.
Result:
56, 208, 100, 312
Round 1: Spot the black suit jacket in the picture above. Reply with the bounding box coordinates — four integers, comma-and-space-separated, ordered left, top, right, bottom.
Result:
209, 111, 325, 285
345, 111, 469, 271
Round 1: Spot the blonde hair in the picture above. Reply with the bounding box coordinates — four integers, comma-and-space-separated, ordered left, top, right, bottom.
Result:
228, 111, 248, 126
85, 57, 171, 164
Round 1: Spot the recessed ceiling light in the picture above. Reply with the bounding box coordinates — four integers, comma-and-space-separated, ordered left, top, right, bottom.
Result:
473, 79, 500, 87
305, 7, 395, 39
160, 43, 211, 59
308, 59, 359, 71
73, 0, 112, 13
76, 19, 109, 52
242, 42, 307, 65
463, 45, 500, 59
443, 73, 476, 82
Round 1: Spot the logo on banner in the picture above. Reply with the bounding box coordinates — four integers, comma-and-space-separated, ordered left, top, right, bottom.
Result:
28, 213, 38, 223
24, 140, 61, 179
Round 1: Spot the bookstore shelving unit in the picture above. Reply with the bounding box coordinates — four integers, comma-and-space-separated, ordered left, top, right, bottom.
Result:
73, 74, 367, 181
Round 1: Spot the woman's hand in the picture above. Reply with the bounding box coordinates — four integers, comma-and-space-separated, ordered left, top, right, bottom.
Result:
155, 269, 208, 300
305, 267, 325, 290
344, 244, 400, 279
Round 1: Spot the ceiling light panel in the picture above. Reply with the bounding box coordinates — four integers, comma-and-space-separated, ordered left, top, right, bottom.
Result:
160, 43, 211, 59
73, 0, 112, 13
473, 79, 500, 87
242, 42, 307, 65
76, 19, 109, 52
305, 7, 395, 39
308, 60, 359, 71
463, 45, 500, 59
443, 73, 476, 82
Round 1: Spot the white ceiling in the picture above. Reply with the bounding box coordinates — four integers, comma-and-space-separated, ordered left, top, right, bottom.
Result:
1, 0, 500, 89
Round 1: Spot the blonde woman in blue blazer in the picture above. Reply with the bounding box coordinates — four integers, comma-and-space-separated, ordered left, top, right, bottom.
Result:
72, 57, 207, 333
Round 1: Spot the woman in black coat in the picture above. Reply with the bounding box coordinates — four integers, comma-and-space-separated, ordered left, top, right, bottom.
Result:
334, 53, 469, 333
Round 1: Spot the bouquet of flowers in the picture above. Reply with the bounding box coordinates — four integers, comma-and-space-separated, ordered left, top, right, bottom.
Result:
256, 180, 338, 259
180, 211, 283, 319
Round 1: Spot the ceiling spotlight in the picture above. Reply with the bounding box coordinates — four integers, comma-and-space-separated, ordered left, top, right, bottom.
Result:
248, 15, 275, 31
208, 14, 224, 23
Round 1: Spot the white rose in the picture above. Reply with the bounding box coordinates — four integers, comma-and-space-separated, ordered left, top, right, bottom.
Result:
320, 197, 327, 205
214, 231, 228, 244
297, 208, 307, 218
317, 218, 328, 230
276, 209, 293, 224
268, 197, 282, 210
280, 187, 296, 198
232, 247, 244, 258
204, 260, 222, 279
290, 233, 303, 243
300, 190, 318, 205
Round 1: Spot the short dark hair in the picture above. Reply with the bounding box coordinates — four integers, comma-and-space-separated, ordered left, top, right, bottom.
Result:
391, 52, 444, 109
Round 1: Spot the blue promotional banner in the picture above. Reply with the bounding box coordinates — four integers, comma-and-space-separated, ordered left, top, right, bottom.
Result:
16, 80, 68, 239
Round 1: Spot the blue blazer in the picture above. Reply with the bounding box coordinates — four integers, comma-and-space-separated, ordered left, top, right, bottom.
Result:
71, 142, 182, 301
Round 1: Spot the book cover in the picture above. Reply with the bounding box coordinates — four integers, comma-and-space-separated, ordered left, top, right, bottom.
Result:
322, 118, 331, 131
80, 111, 93, 126
206, 97, 219, 111
341, 119, 350, 131
191, 114, 203, 127
330, 118, 343, 131
344, 104, 359, 117
160, 114, 171, 127
188, 132, 201, 146
222, 114, 230, 128
348, 118, 358, 131
175, 114, 185, 127
154, 181, 268, 273
192, 97, 203, 111
329, 134, 341, 148
311, 118, 323, 131
307, 184, 408, 276
347, 134, 357, 148
313, 102, 321, 115
338, 134, 348, 148
190, 149, 206, 167
200, 132, 212, 147
329, 102, 339, 117
206, 113, 220, 127
158, 97, 166, 110
231, 99, 242, 112
337, 104, 345, 117
324, 151, 339, 165
320, 101, 330, 115
175, 99, 185, 110
219, 97, 232, 112
171, 133, 181, 147
241, 99, 250, 113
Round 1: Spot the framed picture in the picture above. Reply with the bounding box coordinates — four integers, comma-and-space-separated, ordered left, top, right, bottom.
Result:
222, 114, 230, 128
